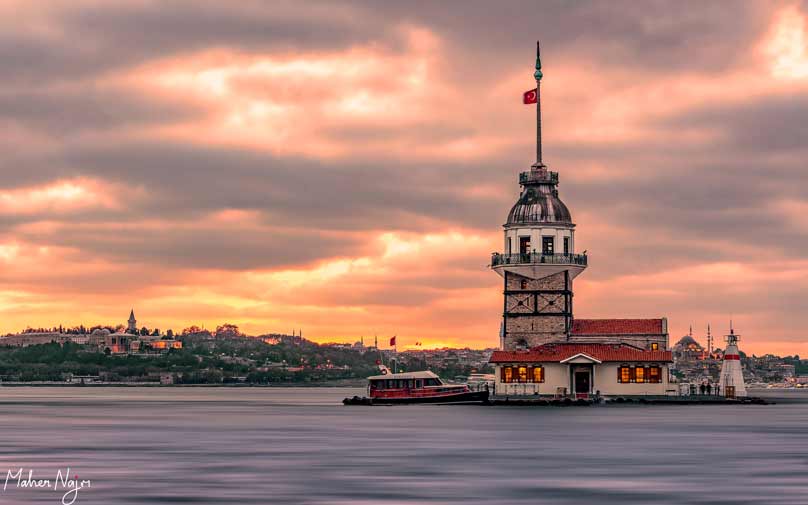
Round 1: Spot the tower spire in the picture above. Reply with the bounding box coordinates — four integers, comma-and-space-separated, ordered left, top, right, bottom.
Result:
534, 40, 543, 167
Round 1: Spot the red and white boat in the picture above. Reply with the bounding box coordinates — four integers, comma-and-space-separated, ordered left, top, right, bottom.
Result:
344, 370, 489, 405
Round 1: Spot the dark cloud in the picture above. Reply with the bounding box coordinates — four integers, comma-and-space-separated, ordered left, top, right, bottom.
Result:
17, 222, 368, 271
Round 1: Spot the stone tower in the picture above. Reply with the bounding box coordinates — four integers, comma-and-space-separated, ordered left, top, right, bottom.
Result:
127, 309, 137, 333
490, 43, 587, 351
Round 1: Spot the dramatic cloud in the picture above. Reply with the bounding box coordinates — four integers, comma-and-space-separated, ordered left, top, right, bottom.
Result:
0, 1, 807, 355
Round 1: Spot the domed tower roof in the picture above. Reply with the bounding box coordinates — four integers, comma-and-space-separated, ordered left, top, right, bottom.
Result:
505, 166, 573, 226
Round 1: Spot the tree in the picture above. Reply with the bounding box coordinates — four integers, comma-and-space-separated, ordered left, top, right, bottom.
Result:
140, 327, 149, 336
215, 324, 241, 339
182, 325, 203, 335
151, 328, 160, 336
166, 329, 174, 338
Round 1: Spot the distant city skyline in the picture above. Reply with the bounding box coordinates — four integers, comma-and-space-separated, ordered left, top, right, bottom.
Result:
1, 2, 807, 355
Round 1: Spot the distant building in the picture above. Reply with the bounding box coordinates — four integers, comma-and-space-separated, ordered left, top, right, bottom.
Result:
127, 309, 137, 333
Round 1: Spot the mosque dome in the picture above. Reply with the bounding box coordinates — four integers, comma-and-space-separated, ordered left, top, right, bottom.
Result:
505, 168, 572, 226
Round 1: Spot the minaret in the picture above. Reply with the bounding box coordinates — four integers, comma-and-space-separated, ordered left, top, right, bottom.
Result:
718, 322, 747, 398
707, 324, 713, 355
127, 309, 137, 333
491, 43, 587, 350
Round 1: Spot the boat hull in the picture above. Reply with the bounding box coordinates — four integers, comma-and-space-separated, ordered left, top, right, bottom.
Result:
344, 390, 489, 406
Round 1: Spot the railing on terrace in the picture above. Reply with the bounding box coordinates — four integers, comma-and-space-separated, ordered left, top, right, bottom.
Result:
491, 252, 588, 267
519, 170, 558, 185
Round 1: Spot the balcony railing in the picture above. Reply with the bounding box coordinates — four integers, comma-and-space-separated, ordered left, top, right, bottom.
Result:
491, 252, 588, 267
519, 170, 558, 185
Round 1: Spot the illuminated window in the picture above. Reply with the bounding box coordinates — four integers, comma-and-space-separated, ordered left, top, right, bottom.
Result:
517, 366, 528, 383
651, 342, 659, 351
619, 366, 631, 383
635, 367, 645, 383
649, 366, 661, 383
503, 367, 513, 383
532, 366, 544, 383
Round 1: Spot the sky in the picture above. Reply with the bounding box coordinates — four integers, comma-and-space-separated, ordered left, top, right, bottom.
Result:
1, 0, 807, 355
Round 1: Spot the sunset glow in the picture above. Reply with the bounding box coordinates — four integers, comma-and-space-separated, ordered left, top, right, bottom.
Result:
1, 2, 807, 356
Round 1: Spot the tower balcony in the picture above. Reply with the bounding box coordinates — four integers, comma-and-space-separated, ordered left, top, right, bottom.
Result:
490, 252, 587, 280
519, 169, 558, 185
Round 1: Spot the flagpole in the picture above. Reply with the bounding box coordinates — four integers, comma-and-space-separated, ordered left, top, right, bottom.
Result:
535, 40, 543, 167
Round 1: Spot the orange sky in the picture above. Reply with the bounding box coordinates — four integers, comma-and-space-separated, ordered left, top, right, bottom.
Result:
1, 1, 808, 356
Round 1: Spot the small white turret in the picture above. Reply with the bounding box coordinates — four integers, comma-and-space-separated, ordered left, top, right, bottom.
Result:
718, 322, 746, 398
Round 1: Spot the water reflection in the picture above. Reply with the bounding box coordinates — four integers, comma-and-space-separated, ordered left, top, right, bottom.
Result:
0, 387, 805, 504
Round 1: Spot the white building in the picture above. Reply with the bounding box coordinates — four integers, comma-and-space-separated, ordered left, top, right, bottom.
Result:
490, 343, 673, 398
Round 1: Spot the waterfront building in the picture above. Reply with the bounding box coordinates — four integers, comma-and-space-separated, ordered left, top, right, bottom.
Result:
490, 343, 673, 397
488, 44, 671, 398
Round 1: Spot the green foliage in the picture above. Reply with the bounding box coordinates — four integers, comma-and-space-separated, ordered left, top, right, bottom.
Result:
0, 337, 492, 384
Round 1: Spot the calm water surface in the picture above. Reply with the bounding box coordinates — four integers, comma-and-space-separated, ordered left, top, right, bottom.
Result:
0, 387, 806, 504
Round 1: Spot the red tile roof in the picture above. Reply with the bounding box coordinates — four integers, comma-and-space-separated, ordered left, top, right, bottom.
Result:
571, 318, 665, 335
489, 343, 672, 363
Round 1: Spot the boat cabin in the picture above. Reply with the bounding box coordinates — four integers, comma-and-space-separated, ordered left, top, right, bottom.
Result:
367, 370, 468, 399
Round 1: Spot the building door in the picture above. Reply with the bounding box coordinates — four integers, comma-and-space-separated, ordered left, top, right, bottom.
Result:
574, 371, 590, 395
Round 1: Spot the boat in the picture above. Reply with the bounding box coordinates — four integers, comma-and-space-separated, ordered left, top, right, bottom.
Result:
343, 370, 489, 405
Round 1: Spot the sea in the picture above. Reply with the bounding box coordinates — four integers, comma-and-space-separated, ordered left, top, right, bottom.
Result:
0, 387, 806, 504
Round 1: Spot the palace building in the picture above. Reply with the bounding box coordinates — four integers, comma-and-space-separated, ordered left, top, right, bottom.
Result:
488, 43, 673, 398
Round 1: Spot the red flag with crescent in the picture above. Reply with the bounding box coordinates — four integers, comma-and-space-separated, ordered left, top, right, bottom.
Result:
523, 88, 537, 104
390, 336, 396, 346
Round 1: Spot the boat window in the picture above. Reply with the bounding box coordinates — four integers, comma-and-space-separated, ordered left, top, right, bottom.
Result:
424, 378, 439, 386
407, 379, 414, 388
415, 379, 423, 388
517, 366, 528, 383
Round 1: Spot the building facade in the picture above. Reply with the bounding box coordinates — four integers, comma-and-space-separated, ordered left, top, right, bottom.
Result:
490, 343, 673, 397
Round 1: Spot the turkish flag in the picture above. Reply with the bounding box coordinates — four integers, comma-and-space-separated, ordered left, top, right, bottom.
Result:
390, 336, 396, 346
523, 88, 537, 104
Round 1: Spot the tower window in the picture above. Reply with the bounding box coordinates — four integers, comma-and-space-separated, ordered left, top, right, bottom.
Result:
542, 236, 554, 255
507, 237, 512, 255
520, 279, 528, 290
519, 236, 531, 255
563, 237, 570, 255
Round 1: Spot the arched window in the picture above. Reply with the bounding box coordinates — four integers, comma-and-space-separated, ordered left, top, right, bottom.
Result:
520, 279, 528, 290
